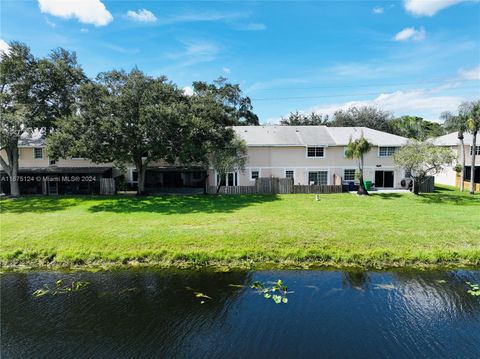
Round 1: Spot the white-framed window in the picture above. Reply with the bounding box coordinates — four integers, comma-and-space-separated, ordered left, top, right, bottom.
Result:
308, 171, 328, 185
306, 146, 325, 158
404, 169, 412, 178
250, 169, 260, 180
131, 169, 138, 183
470, 146, 480, 156
343, 169, 356, 181
34, 147, 43, 159
378, 147, 397, 157
285, 170, 294, 179
216, 172, 239, 187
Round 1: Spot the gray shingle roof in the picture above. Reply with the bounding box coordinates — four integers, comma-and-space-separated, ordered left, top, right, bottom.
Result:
233, 126, 408, 147
18, 130, 45, 147
431, 132, 474, 146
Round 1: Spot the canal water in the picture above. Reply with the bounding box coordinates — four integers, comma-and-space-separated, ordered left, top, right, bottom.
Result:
1, 269, 479, 358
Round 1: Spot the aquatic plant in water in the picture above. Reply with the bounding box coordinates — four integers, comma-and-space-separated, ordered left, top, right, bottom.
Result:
466, 282, 480, 296
32, 280, 89, 297
251, 279, 290, 304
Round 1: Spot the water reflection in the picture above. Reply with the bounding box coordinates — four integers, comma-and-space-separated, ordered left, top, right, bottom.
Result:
1, 269, 479, 358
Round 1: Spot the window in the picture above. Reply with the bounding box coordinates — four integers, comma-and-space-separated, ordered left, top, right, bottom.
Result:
308, 171, 328, 185
250, 169, 260, 180
193, 172, 202, 180
379, 147, 397, 157
307, 147, 325, 158
470, 146, 480, 156
343, 169, 356, 181
404, 169, 412, 178
34, 147, 43, 159
132, 170, 138, 183
49, 159, 56, 166
216, 172, 238, 187
285, 170, 294, 179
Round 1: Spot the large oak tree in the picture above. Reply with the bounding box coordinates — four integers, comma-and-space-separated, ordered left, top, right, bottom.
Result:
0, 42, 84, 196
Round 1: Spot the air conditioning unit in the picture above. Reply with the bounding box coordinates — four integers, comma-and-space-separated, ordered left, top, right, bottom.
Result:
400, 178, 413, 189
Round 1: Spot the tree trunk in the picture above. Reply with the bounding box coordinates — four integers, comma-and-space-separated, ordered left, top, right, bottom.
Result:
135, 159, 147, 196
0, 146, 20, 197
357, 155, 369, 196
412, 179, 420, 195
470, 130, 477, 195
459, 135, 465, 192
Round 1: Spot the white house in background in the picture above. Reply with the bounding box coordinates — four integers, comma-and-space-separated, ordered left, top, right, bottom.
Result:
432, 132, 480, 188
207, 126, 409, 189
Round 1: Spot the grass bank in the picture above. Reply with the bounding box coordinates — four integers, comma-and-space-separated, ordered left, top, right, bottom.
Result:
1, 186, 479, 270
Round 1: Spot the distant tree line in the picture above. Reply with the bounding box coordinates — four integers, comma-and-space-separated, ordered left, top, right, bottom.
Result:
280, 106, 445, 140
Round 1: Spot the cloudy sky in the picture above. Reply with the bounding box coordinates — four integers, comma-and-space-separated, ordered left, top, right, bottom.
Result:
1, 0, 479, 122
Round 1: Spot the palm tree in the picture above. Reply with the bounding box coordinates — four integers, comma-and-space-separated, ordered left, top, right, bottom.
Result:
442, 110, 468, 192
345, 134, 372, 195
465, 100, 480, 195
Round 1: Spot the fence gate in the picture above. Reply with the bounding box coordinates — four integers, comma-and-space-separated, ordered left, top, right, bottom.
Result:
100, 178, 115, 195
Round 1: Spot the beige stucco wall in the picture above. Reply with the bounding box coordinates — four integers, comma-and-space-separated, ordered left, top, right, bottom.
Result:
208, 145, 406, 188
0, 147, 112, 168
435, 144, 478, 186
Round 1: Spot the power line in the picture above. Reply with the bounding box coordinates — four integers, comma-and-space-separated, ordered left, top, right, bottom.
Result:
247, 78, 469, 92
250, 84, 480, 101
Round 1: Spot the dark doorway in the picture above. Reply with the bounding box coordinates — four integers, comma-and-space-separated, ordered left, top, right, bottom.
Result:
375, 171, 394, 188
163, 172, 183, 187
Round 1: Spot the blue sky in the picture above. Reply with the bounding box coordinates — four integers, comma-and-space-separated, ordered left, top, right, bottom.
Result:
1, 0, 479, 122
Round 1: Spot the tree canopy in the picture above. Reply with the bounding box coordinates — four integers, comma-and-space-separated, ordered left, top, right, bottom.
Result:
47, 69, 246, 194
345, 134, 373, 195
191, 77, 259, 126
393, 141, 455, 194
0, 41, 85, 196
279, 111, 329, 126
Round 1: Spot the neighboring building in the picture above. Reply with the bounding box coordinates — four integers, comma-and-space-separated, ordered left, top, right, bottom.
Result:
431, 132, 480, 189
208, 126, 409, 189
0, 131, 117, 195
1, 126, 410, 195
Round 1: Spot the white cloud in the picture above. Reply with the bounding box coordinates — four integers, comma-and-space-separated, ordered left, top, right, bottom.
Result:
372, 6, 384, 14
156, 11, 246, 25
166, 41, 220, 67
105, 44, 139, 54
183, 86, 194, 96
38, 0, 113, 26
80, 28, 88, 33
45, 17, 56, 27
458, 65, 480, 81
0, 39, 10, 55
238, 23, 267, 31
404, 0, 468, 16
222, 67, 231, 74
126, 9, 157, 23
394, 27, 426, 41
305, 89, 465, 121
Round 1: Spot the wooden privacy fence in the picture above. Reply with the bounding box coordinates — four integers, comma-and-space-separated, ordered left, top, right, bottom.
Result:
207, 186, 257, 195
100, 178, 115, 195
208, 177, 342, 195
293, 184, 343, 194
417, 176, 435, 193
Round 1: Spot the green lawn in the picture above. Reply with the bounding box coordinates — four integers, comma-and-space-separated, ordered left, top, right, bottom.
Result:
1, 185, 479, 269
